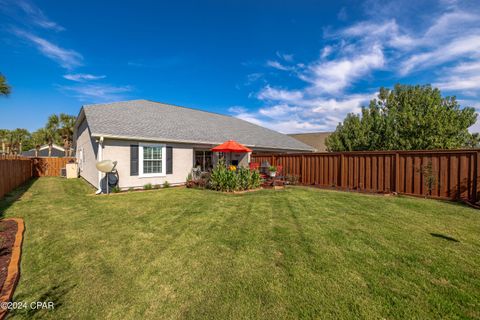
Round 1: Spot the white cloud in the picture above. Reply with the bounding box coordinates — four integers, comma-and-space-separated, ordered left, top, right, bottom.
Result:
58, 84, 133, 102
434, 61, 480, 93
257, 86, 304, 102
337, 20, 415, 50
311, 93, 374, 114
13, 29, 83, 69
321, 46, 333, 59
435, 75, 480, 92
276, 51, 294, 62
266, 60, 292, 71
303, 45, 384, 94
259, 104, 300, 118
233, 92, 373, 133
424, 11, 478, 40
228, 106, 247, 114
401, 35, 480, 75
63, 73, 106, 82
15, 0, 64, 31
234, 110, 331, 134
244, 73, 264, 86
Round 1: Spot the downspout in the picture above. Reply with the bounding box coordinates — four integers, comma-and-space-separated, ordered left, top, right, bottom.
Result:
96, 136, 104, 194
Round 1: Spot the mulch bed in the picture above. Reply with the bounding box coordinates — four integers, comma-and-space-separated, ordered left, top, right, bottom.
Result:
0, 218, 24, 320
0, 220, 17, 294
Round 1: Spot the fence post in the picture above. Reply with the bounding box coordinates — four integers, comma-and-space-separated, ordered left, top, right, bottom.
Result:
395, 152, 400, 193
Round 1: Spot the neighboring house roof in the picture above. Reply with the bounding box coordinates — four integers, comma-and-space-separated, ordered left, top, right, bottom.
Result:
77, 99, 314, 152
288, 132, 332, 152
22, 144, 66, 157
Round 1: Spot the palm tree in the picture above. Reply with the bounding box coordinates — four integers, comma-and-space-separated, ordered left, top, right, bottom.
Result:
59, 114, 76, 156
0, 73, 11, 96
11, 128, 31, 154
0, 129, 9, 155
45, 115, 61, 156
31, 128, 47, 157
4, 130, 15, 155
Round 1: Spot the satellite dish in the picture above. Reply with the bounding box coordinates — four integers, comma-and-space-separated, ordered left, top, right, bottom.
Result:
96, 160, 117, 173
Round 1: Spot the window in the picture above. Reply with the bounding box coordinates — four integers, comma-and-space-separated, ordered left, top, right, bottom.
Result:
139, 144, 166, 176
194, 151, 213, 171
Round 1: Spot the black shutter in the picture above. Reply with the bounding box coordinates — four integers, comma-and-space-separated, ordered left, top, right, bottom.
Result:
130, 144, 139, 176
166, 146, 173, 174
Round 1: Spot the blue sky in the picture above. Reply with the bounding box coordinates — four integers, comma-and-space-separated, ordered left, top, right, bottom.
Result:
1, 0, 479, 133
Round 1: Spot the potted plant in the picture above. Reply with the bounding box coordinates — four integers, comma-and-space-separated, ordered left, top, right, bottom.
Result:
268, 165, 277, 177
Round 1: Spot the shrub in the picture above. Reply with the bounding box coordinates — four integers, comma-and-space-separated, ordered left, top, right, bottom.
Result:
196, 172, 210, 189
237, 167, 250, 190
111, 186, 121, 193
163, 181, 170, 188
143, 183, 153, 190
210, 159, 238, 192
153, 184, 161, 189
208, 159, 260, 192
249, 170, 261, 189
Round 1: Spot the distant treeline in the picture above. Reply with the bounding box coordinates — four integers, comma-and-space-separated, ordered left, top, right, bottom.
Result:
0, 114, 76, 156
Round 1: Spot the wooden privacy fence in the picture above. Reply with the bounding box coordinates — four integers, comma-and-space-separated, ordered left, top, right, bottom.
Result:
0, 156, 32, 199
252, 150, 480, 203
0, 156, 75, 199
32, 157, 74, 177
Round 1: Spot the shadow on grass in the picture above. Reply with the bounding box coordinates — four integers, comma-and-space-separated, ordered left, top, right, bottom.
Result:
0, 178, 38, 218
9, 281, 76, 318
430, 233, 460, 242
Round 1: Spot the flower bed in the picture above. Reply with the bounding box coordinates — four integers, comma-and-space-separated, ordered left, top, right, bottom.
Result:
187, 159, 261, 192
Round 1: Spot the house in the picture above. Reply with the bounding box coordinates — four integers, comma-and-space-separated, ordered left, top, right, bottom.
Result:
74, 99, 314, 190
22, 143, 69, 157
287, 132, 332, 152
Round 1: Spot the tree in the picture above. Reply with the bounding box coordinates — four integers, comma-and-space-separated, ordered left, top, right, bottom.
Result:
326, 84, 478, 151
0, 73, 11, 96
45, 113, 76, 156
59, 114, 76, 156
2, 130, 14, 154
45, 115, 61, 157
0, 129, 9, 154
31, 128, 47, 157
11, 128, 31, 154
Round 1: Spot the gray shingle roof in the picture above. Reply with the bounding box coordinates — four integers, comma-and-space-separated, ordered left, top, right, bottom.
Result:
81, 100, 314, 151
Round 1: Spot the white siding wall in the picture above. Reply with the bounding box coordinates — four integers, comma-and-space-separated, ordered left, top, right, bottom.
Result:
75, 118, 99, 188
102, 139, 193, 189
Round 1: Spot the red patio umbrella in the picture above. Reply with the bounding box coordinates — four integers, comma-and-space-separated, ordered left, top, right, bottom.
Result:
211, 140, 252, 153
211, 140, 252, 166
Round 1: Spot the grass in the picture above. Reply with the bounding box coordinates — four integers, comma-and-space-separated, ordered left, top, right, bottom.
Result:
1, 177, 480, 319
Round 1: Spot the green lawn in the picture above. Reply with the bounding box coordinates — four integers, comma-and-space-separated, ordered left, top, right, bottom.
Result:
1, 178, 480, 319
